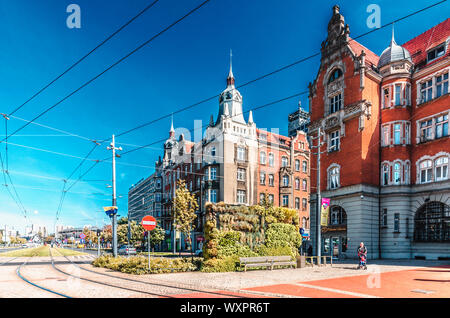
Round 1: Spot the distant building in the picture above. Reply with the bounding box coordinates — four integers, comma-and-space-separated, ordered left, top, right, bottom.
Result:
288, 102, 310, 137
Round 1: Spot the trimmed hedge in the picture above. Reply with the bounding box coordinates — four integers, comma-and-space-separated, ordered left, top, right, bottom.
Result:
92, 255, 202, 275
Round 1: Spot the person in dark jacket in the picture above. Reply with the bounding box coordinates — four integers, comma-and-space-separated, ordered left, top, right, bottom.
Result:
357, 242, 367, 269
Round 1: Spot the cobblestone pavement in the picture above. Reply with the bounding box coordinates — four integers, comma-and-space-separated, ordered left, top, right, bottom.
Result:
1, 257, 448, 298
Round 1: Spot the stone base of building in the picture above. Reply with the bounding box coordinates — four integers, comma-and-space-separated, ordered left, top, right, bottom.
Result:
310, 181, 450, 260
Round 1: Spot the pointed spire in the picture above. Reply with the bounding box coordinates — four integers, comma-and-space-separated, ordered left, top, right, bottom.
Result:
169, 114, 175, 137
248, 110, 254, 124
209, 114, 214, 126
227, 49, 235, 86
390, 23, 396, 46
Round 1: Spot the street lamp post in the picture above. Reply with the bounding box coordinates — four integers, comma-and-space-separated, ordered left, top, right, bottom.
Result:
107, 134, 122, 257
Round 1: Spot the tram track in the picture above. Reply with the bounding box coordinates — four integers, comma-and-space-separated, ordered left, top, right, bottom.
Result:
53, 248, 273, 298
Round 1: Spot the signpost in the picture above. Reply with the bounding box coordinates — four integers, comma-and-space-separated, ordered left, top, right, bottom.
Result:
141, 215, 157, 271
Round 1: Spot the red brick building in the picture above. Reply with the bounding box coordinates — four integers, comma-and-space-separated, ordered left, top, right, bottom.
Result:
155, 63, 310, 251
308, 6, 449, 259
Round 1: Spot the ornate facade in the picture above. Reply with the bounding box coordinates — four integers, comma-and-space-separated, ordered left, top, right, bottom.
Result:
309, 6, 450, 259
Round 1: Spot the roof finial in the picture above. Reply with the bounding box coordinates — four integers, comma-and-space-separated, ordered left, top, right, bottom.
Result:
170, 113, 175, 135
227, 49, 235, 86
391, 23, 396, 46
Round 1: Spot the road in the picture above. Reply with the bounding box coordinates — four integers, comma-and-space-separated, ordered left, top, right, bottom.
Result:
0, 248, 448, 298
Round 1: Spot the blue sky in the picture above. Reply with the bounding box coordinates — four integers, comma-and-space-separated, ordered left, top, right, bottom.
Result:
0, 0, 447, 233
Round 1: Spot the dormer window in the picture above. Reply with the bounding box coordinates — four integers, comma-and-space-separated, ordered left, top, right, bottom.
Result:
328, 69, 343, 84
427, 43, 446, 63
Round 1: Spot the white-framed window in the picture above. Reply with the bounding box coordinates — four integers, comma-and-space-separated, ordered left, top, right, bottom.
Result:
382, 125, 390, 146
260, 172, 266, 185
295, 178, 300, 190
302, 198, 307, 210
405, 84, 411, 106
435, 114, 449, 139
393, 162, 401, 184
382, 87, 390, 108
328, 164, 340, 189
268, 153, 274, 167
282, 195, 289, 207
329, 93, 342, 114
282, 175, 289, 187
420, 79, 433, 103
302, 160, 307, 173
210, 167, 217, 180
295, 197, 300, 210
419, 160, 433, 184
420, 119, 433, 142
382, 164, 389, 186
418, 113, 449, 142
281, 156, 288, 167
260, 151, 266, 164
394, 123, 401, 145
237, 168, 246, 181
435, 157, 448, 181
427, 43, 446, 63
268, 194, 274, 204
237, 190, 246, 204
436, 73, 449, 98
268, 174, 274, 186
210, 189, 217, 203
259, 193, 265, 204
237, 147, 245, 161
328, 130, 340, 152
302, 179, 307, 191
295, 159, 300, 171
395, 84, 402, 106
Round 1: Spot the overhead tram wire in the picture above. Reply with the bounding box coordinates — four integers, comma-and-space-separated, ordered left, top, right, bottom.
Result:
11, 0, 446, 189
112, 0, 448, 140
3, 0, 212, 143
7, 0, 161, 117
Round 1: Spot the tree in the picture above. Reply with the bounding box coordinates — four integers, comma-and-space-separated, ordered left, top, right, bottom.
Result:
147, 226, 165, 249
100, 225, 112, 244
117, 220, 145, 246
117, 216, 128, 225
173, 179, 198, 253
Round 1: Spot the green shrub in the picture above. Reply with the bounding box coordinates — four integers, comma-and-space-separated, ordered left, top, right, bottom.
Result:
201, 255, 240, 273
265, 223, 301, 253
92, 255, 201, 275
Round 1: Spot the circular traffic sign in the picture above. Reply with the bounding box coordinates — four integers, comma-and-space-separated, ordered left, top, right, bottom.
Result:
80, 233, 86, 239
141, 215, 157, 231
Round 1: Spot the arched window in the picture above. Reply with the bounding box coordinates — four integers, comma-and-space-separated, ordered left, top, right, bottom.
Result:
268, 153, 275, 167
281, 156, 288, 167
302, 217, 307, 229
328, 165, 340, 189
295, 159, 300, 171
393, 162, 401, 184
435, 157, 448, 181
414, 201, 450, 242
328, 69, 343, 84
382, 163, 390, 185
419, 160, 433, 183
295, 178, 300, 190
329, 206, 347, 226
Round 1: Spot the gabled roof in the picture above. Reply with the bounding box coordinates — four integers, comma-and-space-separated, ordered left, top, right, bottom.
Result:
348, 38, 380, 67
402, 18, 450, 67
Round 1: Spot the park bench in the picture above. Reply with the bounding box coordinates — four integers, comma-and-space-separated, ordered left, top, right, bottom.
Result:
239, 256, 296, 272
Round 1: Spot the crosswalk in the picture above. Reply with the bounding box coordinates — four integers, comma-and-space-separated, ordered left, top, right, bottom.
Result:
71, 255, 96, 260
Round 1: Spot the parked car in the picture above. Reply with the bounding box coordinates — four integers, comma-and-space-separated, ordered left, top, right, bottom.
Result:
77, 244, 85, 248
22, 244, 28, 248
118, 245, 137, 255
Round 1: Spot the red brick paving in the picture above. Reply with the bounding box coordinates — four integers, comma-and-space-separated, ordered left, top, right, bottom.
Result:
174, 265, 450, 298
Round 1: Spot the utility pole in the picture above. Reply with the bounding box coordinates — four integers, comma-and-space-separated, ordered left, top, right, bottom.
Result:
107, 134, 122, 257
308, 126, 325, 264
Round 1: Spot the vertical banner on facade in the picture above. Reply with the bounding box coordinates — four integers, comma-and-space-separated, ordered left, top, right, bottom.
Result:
320, 198, 330, 226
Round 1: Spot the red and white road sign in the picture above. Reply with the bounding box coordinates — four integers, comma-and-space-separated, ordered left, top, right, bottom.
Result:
141, 215, 157, 231
80, 233, 86, 239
